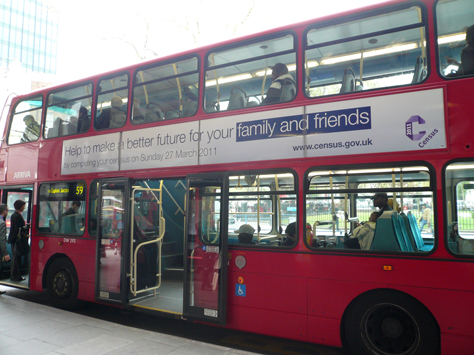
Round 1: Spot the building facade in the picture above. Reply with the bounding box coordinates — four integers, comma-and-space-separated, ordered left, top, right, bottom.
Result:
0, 0, 58, 74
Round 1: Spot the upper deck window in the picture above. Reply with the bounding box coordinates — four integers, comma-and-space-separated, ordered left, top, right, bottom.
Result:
132, 57, 199, 124
94, 74, 129, 130
436, 0, 474, 78
45, 84, 93, 138
8, 95, 43, 145
304, 4, 427, 97
204, 33, 297, 112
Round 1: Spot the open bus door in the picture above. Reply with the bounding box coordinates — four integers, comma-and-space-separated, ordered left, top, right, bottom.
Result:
183, 174, 229, 325
0, 186, 32, 288
129, 182, 165, 298
95, 179, 130, 305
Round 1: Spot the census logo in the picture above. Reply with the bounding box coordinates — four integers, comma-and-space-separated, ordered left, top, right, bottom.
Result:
405, 115, 426, 141
405, 115, 439, 148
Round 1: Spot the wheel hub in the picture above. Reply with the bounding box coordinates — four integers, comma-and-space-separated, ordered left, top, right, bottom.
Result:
381, 317, 403, 339
53, 271, 70, 298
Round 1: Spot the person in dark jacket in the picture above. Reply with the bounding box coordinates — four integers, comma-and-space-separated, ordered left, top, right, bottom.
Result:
8, 200, 28, 281
371, 193, 393, 217
283, 222, 297, 246
262, 63, 295, 104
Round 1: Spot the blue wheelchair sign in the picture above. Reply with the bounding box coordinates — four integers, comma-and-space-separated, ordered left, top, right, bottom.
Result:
235, 284, 246, 297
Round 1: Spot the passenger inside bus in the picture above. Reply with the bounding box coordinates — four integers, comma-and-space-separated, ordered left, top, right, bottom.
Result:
22, 115, 41, 142
63, 201, 81, 217
109, 97, 127, 129
283, 222, 297, 246
182, 86, 198, 116
262, 63, 295, 105
77, 107, 91, 133
447, 25, 474, 76
236, 224, 255, 244
371, 193, 393, 217
344, 212, 379, 250
95, 97, 124, 129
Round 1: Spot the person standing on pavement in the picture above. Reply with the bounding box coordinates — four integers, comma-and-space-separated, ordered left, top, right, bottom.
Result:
8, 200, 28, 281
0, 204, 11, 294
419, 204, 432, 233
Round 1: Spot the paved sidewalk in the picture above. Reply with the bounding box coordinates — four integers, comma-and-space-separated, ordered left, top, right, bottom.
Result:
0, 289, 259, 355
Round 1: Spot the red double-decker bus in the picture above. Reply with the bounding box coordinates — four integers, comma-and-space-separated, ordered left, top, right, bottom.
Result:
1, 0, 474, 353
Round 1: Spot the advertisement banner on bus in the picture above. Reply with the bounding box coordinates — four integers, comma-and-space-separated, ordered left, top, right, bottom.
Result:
60, 88, 446, 175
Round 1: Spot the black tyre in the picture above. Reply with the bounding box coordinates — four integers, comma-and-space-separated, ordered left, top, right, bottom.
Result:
46, 258, 79, 310
343, 289, 439, 355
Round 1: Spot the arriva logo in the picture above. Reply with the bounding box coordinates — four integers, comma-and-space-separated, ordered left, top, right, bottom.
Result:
405, 115, 426, 141
13, 171, 31, 179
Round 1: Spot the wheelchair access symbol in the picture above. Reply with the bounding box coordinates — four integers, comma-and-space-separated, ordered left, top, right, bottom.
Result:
236, 284, 246, 297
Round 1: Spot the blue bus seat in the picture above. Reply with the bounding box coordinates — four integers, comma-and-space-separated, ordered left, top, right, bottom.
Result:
407, 211, 433, 251
370, 211, 400, 251
399, 213, 418, 251
393, 214, 413, 252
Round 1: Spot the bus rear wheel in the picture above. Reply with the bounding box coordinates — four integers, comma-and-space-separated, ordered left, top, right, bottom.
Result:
46, 258, 79, 310
343, 290, 439, 355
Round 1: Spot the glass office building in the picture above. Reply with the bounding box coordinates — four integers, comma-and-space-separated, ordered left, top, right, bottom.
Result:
0, 0, 58, 74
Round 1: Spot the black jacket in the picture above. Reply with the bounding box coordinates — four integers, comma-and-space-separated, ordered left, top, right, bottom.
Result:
8, 211, 26, 244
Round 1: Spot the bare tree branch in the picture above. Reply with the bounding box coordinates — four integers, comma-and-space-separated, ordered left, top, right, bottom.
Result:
231, 0, 256, 35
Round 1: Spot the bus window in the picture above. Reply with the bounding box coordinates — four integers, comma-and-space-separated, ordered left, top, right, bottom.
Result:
445, 161, 474, 255
133, 56, 199, 124
94, 74, 129, 130
305, 165, 434, 252
38, 181, 86, 236
304, 4, 427, 97
7, 95, 43, 145
44, 84, 93, 138
228, 171, 297, 247
436, 0, 474, 78
205, 34, 296, 113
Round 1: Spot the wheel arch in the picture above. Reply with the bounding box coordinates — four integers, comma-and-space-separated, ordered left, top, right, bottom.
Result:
340, 287, 441, 354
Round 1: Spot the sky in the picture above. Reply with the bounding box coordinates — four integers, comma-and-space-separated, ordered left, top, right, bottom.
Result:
56, 0, 389, 82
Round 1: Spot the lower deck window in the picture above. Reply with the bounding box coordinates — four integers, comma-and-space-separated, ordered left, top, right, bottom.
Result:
228, 172, 297, 247
305, 165, 434, 253
445, 161, 474, 255
38, 181, 86, 235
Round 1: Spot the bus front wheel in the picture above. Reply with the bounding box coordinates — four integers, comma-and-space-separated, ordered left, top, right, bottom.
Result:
343, 289, 439, 355
46, 258, 79, 310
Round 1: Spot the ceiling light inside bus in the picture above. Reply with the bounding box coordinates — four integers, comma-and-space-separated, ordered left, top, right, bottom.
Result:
446, 164, 474, 170
402, 167, 429, 172
321, 43, 418, 65
206, 73, 253, 87
348, 168, 401, 174
438, 32, 466, 45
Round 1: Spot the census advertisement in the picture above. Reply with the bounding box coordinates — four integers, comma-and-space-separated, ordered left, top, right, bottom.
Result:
61, 88, 446, 175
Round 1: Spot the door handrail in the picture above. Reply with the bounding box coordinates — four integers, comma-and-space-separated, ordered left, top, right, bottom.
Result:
130, 215, 165, 296
129, 183, 165, 297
